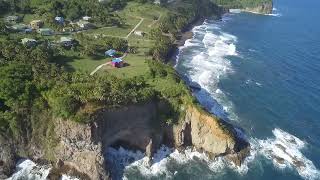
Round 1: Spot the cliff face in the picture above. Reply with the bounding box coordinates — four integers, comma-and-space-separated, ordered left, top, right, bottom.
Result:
242, 1, 273, 14
0, 136, 15, 179
167, 106, 249, 162
53, 119, 108, 180
1, 101, 249, 179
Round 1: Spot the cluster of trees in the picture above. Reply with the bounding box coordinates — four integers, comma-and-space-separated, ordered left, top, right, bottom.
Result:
0, 0, 31, 14
47, 73, 156, 122
0, 36, 144, 138
0, 39, 62, 139
212, 0, 272, 9
0, 0, 126, 26
149, 30, 174, 61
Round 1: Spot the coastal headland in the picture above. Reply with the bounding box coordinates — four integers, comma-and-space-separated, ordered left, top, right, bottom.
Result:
0, 0, 272, 179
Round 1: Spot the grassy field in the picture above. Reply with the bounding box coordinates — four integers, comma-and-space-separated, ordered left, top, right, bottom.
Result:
2, 2, 167, 78
98, 53, 151, 78
62, 2, 165, 77
85, 2, 166, 38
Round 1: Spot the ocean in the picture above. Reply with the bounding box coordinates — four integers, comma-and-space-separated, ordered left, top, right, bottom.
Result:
106, 0, 320, 179
8, 0, 320, 179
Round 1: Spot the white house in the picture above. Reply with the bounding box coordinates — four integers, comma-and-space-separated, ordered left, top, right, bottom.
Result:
60, 37, 74, 47
77, 20, 94, 30
21, 38, 37, 47
83, 16, 92, 21
134, 31, 145, 36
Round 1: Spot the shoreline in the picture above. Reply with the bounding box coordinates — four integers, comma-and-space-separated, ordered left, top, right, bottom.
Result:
169, 17, 206, 66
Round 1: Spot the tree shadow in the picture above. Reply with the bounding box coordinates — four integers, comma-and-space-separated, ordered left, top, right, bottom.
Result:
53, 55, 81, 72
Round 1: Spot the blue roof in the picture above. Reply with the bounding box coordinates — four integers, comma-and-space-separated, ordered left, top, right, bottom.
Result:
105, 49, 116, 56
112, 58, 123, 63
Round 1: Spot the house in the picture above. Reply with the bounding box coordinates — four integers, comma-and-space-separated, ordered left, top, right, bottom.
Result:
60, 37, 74, 47
21, 38, 37, 47
111, 58, 123, 68
77, 20, 94, 30
154, 0, 161, 4
105, 49, 116, 57
37, 28, 54, 36
30, 20, 44, 29
62, 27, 74, 32
55, 16, 64, 24
83, 16, 92, 21
5, 15, 20, 23
134, 31, 145, 36
11, 24, 28, 32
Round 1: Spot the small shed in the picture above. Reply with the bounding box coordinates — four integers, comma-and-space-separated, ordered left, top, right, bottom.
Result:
37, 28, 54, 36
134, 31, 145, 37
30, 20, 44, 29
21, 38, 37, 47
77, 20, 94, 30
111, 58, 123, 68
83, 16, 92, 21
60, 37, 74, 47
55, 16, 65, 24
105, 49, 116, 57
62, 27, 74, 32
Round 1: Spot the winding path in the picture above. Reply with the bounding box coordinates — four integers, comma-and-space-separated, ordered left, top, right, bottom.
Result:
90, 53, 128, 76
90, 62, 111, 76
125, 17, 144, 39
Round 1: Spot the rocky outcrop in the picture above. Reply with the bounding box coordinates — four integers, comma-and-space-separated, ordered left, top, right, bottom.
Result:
0, 136, 16, 179
53, 119, 108, 180
52, 102, 249, 178
242, 1, 273, 14
1, 101, 249, 179
167, 106, 249, 163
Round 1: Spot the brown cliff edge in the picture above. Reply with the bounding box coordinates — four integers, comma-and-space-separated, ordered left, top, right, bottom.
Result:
45, 102, 249, 179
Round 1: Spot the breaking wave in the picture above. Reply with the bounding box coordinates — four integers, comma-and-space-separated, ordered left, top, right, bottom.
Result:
268, 7, 282, 17
105, 128, 320, 180
7, 159, 80, 180
107, 145, 249, 180
250, 129, 320, 180
7, 159, 51, 180
176, 18, 239, 121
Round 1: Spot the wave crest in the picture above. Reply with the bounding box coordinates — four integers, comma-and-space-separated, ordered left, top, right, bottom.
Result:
250, 128, 320, 180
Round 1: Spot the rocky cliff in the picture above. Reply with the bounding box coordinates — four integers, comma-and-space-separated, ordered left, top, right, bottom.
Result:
51, 102, 249, 178
242, 1, 273, 14
0, 101, 249, 179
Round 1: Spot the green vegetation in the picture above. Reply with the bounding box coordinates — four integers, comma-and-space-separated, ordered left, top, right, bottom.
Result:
0, 0, 227, 159
211, 0, 272, 9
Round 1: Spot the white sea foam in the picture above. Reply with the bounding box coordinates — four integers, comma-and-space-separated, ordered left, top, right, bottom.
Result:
7, 159, 82, 180
108, 145, 251, 179
7, 159, 51, 180
250, 129, 320, 180
106, 128, 320, 180
245, 79, 263, 87
267, 13, 282, 17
